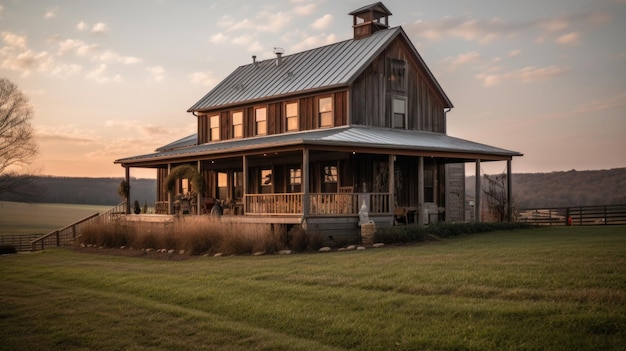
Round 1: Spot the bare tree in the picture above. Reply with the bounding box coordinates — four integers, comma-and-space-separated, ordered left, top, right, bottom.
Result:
0, 78, 39, 194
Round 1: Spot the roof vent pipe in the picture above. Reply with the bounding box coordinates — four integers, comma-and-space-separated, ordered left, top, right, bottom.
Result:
273, 47, 284, 66
252, 55, 258, 68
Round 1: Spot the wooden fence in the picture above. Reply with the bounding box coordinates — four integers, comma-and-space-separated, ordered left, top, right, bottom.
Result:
0, 233, 42, 252
29, 201, 127, 251
518, 204, 626, 226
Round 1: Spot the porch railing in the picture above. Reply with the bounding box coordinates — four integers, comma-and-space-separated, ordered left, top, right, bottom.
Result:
243, 193, 391, 216
155, 201, 169, 214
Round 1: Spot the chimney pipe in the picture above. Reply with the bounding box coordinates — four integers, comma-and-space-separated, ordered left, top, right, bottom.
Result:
273, 47, 284, 66
252, 55, 258, 68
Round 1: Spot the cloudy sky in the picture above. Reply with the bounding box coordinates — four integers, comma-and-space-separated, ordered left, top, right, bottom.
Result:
1, 0, 625, 178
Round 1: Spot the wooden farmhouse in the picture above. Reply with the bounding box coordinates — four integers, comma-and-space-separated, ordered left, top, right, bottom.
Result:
115, 2, 522, 240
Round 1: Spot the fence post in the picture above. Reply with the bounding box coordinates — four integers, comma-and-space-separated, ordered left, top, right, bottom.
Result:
55, 230, 60, 247
604, 205, 607, 225
579, 206, 583, 226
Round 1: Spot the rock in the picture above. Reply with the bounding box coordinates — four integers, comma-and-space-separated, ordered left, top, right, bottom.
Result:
253, 251, 266, 256
179, 250, 185, 255
146, 248, 154, 253
319, 247, 332, 252
214, 253, 223, 257
346, 245, 356, 251
278, 250, 292, 255
168, 249, 175, 254
357, 246, 366, 250
337, 248, 347, 252
120, 246, 126, 249
372, 243, 385, 248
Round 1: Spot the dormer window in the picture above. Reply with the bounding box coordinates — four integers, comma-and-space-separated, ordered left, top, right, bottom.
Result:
392, 98, 406, 129
255, 107, 267, 136
286, 101, 299, 131
209, 115, 220, 141
319, 96, 333, 128
232, 111, 243, 138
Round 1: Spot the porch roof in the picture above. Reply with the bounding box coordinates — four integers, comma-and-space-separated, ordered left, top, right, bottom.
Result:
115, 125, 522, 167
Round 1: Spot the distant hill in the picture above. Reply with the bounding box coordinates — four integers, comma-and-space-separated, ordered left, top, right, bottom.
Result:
467, 167, 626, 209
0, 176, 156, 206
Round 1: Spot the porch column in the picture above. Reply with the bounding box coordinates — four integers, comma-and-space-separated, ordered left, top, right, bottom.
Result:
302, 148, 310, 226
168, 163, 173, 215
475, 159, 481, 222
243, 155, 248, 214
507, 159, 512, 223
417, 156, 424, 226
197, 160, 202, 215
125, 166, 131, 214
388, 154, 395, 225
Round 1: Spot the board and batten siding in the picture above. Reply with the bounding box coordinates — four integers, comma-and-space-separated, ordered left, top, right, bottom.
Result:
350, 37, 446, 133
195, 91, 348, 144
445, 163, 466, 222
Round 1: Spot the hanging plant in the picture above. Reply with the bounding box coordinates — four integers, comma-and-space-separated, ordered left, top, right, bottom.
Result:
164, 164, 205, 195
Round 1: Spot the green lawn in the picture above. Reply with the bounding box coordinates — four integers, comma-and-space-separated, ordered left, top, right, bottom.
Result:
0, 202, 112, 234
1, 226, 624, 351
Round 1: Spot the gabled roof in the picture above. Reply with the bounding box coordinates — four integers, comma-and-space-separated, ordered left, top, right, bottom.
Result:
349, 2, 392, 16
115, 126, 521, 166
188, 26, 452, 112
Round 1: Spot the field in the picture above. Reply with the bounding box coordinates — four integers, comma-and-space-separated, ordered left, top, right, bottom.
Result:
0, 201, 112, 234
1, 226, 624, 350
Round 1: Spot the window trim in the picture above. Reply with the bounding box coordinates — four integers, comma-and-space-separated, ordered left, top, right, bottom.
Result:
209, 114, 220, 141
254, 106, 267, 136
391, 97, 407, 130
231, 110, 243, 139
318, 95, 334, 128
285, 101, 299, 132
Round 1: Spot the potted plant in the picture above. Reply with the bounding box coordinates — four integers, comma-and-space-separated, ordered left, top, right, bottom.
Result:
133, 200, 141, 214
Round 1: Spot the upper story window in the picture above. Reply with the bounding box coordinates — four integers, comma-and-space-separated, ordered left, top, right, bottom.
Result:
232, 111, 243, 139
286, 101, 299, 132
387, 59, 406, 92
209, 115, 220, 141
319, 96, 333, 128
392, 98, 406, 129
255, 107, 267, 136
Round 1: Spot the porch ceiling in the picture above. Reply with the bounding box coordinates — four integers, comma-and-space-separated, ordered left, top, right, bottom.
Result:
115, 125, 522, 167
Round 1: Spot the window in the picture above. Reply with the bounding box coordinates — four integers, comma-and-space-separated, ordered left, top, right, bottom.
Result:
322, 165, 338, 193
232, 111, 243, 139
217, 172, 228, 200
233, 171, 243, 200
286, 101, 298, 131
387, 59, 406, 92
392, 98, 406, 129
255, 107, 267, 136
319, 96, 333, 128
209, 115, 220, 141
260, 169, 272, 194
289, 167, 301, 193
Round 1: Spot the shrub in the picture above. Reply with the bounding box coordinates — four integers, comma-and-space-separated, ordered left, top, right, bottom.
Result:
80, 221, 135, 248
376, 222, 536, 244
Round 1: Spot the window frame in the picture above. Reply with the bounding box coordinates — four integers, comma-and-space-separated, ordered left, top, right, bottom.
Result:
254, 106, 267, 136
318, 95, 334, 128
285, 101, 299, 132
209, 114, 220, 141
392, 97, 407, 130
231, 110, 243, 139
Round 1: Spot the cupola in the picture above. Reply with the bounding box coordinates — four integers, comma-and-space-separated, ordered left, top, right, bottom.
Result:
349, 2, 392, 39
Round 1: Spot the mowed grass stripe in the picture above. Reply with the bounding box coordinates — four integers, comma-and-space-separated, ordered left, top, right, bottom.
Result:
1, 227, 625, 350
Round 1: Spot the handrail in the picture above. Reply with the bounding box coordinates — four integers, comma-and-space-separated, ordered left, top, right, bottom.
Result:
30, 201, 127, 251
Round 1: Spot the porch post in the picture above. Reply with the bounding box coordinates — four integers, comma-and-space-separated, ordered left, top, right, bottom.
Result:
475, 159, 481, 222
388, 154, 395, 225
168, 163, 173, 215
125, 166, 131, 215
302, 148, 310, 226
417, 156, 424, 226
243, 155, 248, 214
197, 160, 202, 215
507, 159, 512, 223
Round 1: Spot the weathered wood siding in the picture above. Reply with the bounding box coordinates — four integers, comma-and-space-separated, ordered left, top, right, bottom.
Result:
350, 37, 446, 133
196, 91, 348, 144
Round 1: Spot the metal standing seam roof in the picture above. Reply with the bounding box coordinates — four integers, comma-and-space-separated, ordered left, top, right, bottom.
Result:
114, 126, 522, 165
187, 26, 451, 112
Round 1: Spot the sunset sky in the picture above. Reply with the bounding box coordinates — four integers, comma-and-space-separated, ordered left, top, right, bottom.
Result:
1, 0, 625, 179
